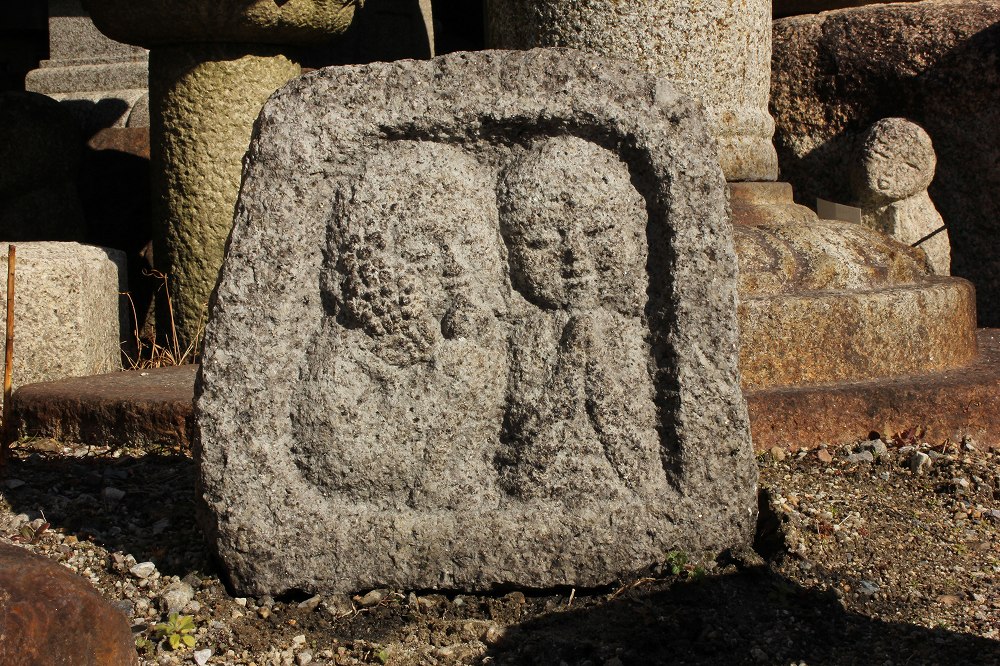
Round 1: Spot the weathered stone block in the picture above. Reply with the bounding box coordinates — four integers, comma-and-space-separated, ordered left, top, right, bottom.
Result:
84, 0, 363, 46
196, 49, 756, 595
25, 0, 149, 131
0, 242, 125, 389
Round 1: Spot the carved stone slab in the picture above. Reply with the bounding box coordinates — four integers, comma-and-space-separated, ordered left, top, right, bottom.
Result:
196, 49, 756, 595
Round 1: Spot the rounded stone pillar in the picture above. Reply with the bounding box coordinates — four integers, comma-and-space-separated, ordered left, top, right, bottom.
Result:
485, 0, 778, 182
150, 46, 300, 344
83, 0, 367, 349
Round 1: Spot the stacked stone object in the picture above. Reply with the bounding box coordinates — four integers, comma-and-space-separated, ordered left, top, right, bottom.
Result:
25, 0, 149, 132
851, 118, 950, 275
487, 0, 979, 390
485, 0, 778, 182
0, 242, 125, 389
84, 0, 432, 351
771, 0, 1000, 325
0, 542, 138, 666
196, 49, 757, 595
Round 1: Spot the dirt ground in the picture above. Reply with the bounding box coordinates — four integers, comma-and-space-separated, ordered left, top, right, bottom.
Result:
1, 434, 998, 665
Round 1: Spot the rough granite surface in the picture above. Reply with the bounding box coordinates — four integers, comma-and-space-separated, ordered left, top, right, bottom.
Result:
149, 45, 301, 351
195, 49, 757, 595
485, 0, 777, 182
851, 118, 950, 275
852, 118, 937, 206
0, 242, 125, 389
84, 0, 361, 47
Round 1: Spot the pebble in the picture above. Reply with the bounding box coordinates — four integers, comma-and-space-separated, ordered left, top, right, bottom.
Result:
845, 451, 874, 465
354, 589, 385, 607
861, 439, 889, 458
482, 624, 505, 645
159, 581, 195, 614
910, 452, 933, 475
129, 562, 157, 579
321, 594, 354, 617
101, 487, 126, 505
769, 446, 787, 462
296, 651, 313, 666
193, 649, 212, 666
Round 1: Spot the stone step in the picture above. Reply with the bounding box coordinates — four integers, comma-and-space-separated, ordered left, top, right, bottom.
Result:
10, 331, 1000, 453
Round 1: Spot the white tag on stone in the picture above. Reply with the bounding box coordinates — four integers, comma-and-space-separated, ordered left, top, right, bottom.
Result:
816, 198, 863, 224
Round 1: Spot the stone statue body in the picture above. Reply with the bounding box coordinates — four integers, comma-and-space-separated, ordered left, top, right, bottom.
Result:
294, 141, 509, 510
496, 137, 662, 502
195, 51, 755, 594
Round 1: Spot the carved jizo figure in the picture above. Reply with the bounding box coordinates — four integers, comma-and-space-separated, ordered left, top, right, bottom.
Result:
496, 137, 661, 501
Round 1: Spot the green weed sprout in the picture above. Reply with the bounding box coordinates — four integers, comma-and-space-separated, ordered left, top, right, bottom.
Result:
153, 612, 197, 650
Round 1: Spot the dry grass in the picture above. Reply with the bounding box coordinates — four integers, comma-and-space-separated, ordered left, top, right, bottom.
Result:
121, 269, 203, 370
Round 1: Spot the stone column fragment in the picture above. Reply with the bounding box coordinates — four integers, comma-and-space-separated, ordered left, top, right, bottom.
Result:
84, 0, 433, 350
485, 0, 778, 182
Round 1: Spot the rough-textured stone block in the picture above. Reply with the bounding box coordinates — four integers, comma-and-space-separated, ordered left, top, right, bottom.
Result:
25, 0, 149, 131
0, 542, 138, 666
773, 0, 920, 18
0, 242, 125, 389
85, 0, 363, 46
196, 49, 756, 595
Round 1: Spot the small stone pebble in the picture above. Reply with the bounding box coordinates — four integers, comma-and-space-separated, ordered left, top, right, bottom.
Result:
193, 649, 212, 666
101, 487, 126, 505
910, 452, 933, 474
129, 561, 157, 579
846, 450, 874, 465
354, 589, 385, 607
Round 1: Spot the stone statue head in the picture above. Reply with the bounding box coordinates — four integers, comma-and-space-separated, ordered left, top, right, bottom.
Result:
498, 136, 648, 314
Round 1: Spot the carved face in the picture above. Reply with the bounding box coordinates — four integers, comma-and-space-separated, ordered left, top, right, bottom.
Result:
503, 208, 624, 308
499, 137, 648, 311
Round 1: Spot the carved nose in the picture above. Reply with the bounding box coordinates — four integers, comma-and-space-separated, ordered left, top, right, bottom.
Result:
562, 229, 591, 277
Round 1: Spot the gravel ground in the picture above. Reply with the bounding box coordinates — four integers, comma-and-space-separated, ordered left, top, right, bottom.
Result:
1, 434, 998, 665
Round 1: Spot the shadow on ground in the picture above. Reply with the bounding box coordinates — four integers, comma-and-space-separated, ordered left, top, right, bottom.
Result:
1, 447, 206, 576
484, 568, 1000, 665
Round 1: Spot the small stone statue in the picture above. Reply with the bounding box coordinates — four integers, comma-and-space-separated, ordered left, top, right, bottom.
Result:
851, 117, 951, 275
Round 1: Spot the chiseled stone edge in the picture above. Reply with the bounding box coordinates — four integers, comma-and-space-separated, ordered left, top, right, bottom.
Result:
195, 49, 756, 595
